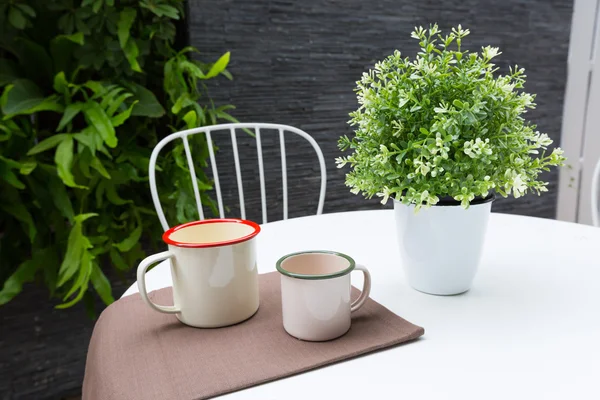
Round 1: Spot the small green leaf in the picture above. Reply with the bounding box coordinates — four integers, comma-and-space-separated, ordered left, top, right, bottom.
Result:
90, 157, 111, 179
204, 52, 230, 79
95, 180, 105, 208
92, 0, 103, 13
56, 252, 92, 309
109, 248, 130, 271
84, 102, 117, 148
1, 79, 64, 117
73, 128, 97, 154
56, 103, 83, 132
55, 137, 74, 183
90, 262, 114, 305
55, 137, 86, 189
0, 131, 11, 143
128, 83, 165, 117
15, 4, 36, 17
62, 250, 93, 300
194, 104, 207, 126
20, 95, 63, 116
99, 87, 124, 110
55, 281, 88, 309
53, 72, 69, 94
155, 4, 179, 19
183, 110, 197, 129
171, 94, 192, 114
105, 182, 131, 205
179, 60, 205, 79
112, 225, 142, 252
0, 161, 25, 189
141, 1, 179, 18
19, 161, 37, 175
55, 32, 85, 45
98, 144, 111, 159
105, 92, 133, 117
452, 99, 464, 109
110, 100, 137, 127
0, 155, 22, 169
75, 213, 99, 223
8, 7, 27, 29
78, 148, 92, 177
89, 235, 109, 245
48, 174, 75, 222
123, 40, 142, 72
221, 70, 233, 80
0, 259, 38, 305
117, 8, 137, 49
214, 110, 239, 124
463, 110, 477, 125
27, 134, 70, 155
137, 206, 156, 216
177, 46, 199, 55
84, 81, 104, 96
56, 213, 97, 288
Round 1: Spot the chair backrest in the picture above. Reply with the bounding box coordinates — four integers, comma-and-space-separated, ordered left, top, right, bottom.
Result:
592, 158, 600, 227
149, 122, 327, 231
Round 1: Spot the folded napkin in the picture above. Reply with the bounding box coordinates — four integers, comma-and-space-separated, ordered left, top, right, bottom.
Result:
83, 272, 424, 400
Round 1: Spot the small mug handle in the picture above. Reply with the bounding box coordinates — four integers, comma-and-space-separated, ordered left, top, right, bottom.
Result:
350, 264, 372, 312
137, 251, 180, 314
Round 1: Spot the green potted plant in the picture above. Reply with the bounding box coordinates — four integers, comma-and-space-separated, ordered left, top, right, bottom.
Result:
337, 24, 565, 295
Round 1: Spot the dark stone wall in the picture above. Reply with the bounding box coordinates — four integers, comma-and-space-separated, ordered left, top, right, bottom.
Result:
189, 0, 573, 220
0, 1, 574, 399
0, 275, 133, 400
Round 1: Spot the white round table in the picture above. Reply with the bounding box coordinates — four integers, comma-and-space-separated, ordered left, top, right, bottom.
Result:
123, 210, 600, 399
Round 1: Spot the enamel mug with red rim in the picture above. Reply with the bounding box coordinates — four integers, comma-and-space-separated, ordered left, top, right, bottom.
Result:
136, 219, 260, 328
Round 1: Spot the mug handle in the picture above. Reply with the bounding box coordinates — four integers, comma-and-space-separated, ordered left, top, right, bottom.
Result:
137, 251, 180, 314
350, 264, 372, 312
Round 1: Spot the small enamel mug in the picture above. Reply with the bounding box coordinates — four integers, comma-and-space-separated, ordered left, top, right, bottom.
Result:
276, 251, 372, 341
137, 219, 260, 328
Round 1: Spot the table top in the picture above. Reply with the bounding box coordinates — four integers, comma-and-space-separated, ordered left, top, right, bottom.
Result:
123, 210, 600, 399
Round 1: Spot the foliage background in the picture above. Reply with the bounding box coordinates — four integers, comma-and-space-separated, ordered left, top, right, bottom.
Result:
0, 0, 236, 313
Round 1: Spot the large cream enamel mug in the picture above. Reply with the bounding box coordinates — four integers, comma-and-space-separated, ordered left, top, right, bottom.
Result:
137, 219, 260, 328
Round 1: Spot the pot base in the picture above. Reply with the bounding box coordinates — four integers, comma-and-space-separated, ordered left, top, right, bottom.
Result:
408, 283, 471, 296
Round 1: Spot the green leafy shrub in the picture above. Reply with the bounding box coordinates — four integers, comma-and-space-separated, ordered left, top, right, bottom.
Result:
337, 24, 565, 209
0, 0, 238, 312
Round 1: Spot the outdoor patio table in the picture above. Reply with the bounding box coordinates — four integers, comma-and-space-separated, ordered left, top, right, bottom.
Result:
121, 210, 600, 399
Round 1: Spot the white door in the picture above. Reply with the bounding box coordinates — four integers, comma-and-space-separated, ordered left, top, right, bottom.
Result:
557, 0, 600, 225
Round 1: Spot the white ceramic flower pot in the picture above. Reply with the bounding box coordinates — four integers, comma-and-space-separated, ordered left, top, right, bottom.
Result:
393, 197, 493, 295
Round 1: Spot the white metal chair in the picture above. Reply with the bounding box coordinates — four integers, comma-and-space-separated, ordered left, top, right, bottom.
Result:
149, 122, 327, 231
592, 158, 600, 227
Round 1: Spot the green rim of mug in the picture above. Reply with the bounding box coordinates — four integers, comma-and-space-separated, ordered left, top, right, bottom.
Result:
275, 250, 356, 280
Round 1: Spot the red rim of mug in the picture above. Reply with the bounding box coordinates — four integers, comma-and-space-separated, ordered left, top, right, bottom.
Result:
162, 219, 261, 248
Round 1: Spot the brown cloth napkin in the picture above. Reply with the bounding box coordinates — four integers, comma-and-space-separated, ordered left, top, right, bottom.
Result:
83, 272, 424, 400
